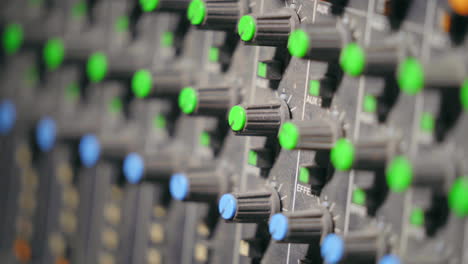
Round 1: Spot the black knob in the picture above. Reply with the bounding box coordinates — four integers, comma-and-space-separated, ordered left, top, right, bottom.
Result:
131, 69, 195, 99
269, 208, 333, 243
123, 152, 184, 184
328, 0, 349, 15
386, 0, 412, 30
178, 86, 239, 116
218, 188, 281, 222
228, 101, 289, 136
86, 51, 148, 83
321, 230, 387, 263
187, 0, 244, 31
288, 21, 344, 61
78, 128, 140, 168
257, 60, 283, 80
340, 41, 402, 77
278, 119, 342, 151
386, 148, 454, 193
169, 168, 228, 202
247, 148, 275, 169
330, 137, 399, 171
420, 53, 466, 90
98, 129, 140, 160
139, 0, 192, 13
35, 112, 100, 153
237, 9, 299, 47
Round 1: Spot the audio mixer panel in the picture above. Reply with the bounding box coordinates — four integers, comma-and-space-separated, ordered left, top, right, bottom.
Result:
0, 0, 468, 264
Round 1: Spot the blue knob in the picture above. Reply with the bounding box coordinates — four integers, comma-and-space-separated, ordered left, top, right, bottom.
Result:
269, 213, 288, 241
0, 100, 16, 134
321, 234, 344, 263
170, 173, 189, 201
36, 117, 57, 152
79, 134, 100, 168
218, 193, 237, 220
123, 153, 144, 184
379, 254, 401, 264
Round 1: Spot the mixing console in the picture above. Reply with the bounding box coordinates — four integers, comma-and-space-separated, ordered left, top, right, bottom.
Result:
1, 0, 468, 263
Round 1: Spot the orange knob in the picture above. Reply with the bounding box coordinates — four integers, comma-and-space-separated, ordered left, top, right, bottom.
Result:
13, 239, 31, 263
441, 11, 452, 32
449, 0, 468, 16
55, 257, 70, 264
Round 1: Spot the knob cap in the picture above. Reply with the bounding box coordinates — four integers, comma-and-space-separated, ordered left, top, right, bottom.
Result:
131, 69, 194, 99
178, 86, 239, 116
79, 134, 101, 168
228, 101, 289, 136
0, 100, 16, 135
379, 254, 402, 264
123, 152, 182, 184
340, 42, 402, 77
237, 10, 299, 46
278, 119, 341, 151
170, 169, 227, 202
269, 208, 333, 243
288, 22, 344, 61
2, 23, 24, 56
218, 188, 280, 222
321, 231, 386, 264
448, 176, 468, 217
187, 0, 243, 31
36, 117, 57, 153
330, 138, 398, 171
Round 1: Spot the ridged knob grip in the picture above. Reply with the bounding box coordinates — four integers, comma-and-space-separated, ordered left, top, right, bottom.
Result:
218, 188, 280, 222
269, 208, 333, 243
238, 10, 299, 46
187, 0, 243, 31
278, 119, 341, 150
131, 69, 194, 99
321, 231, 386, 263
288, 22, 344, 61
330, 138, 398, 171
170, 168, 227, 202
123, 152, 183, 184
228, 102, 289, 136
178, 86, 239, 116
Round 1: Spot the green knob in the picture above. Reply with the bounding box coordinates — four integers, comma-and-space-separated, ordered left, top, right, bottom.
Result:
86, 52, 108, 83
228, 105, 247, 131
140, 0, 160, 12
178, 87, 198, 114
386, 156, 413, 192
278, 122, 299, 150
187, 0, 206, 25
43, 38, 65, 71
460, 79, 468, 110
287, 29, 309, 58
409, 208, 425, 226
2, 23, 23, 55
237, 15, 256, 42
448, 177, 468, 217
397, 57, 424, 95
352, 188, 366, 205
340, 42, 366, 77
132, 69, 152, 98
330, 138, 355, 171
